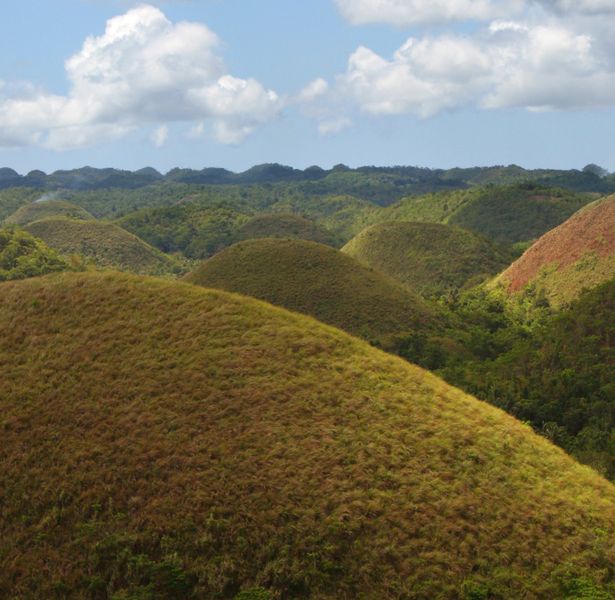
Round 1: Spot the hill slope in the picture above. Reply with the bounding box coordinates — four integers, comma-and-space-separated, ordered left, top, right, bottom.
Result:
24, 217, 177, 275
496, 196, 615, 306
5, 199, 94, 226
1, 272, 614, 599
343, 222, 514, 296
184, 238, 435, 344
372, 185, 594, 244
238, 213, 341, 247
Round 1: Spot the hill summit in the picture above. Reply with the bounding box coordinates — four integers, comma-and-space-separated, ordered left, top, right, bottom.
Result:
0, 271, 614, 598
497, 195, 615, 306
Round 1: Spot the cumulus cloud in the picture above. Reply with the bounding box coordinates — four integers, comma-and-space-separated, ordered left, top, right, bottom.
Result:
0, 5, 280, 150
315, 17, 615, 123
151, 124, 169, 148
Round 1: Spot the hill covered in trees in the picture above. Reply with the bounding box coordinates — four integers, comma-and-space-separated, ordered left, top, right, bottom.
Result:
1, 271, 614, 599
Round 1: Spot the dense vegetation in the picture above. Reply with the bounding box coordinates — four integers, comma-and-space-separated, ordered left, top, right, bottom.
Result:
0, 227, 70, 281
496, 196, 615, 306
1, 272, 614, 599
185, 238, 436, 346
24, 218, 181, 275
438, 279, 615, 480
237, 214, 342, 247
370, 184, 595, 244
342, 222, 513, 296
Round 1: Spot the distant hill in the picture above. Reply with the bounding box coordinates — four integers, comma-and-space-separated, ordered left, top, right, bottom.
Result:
496, 195, 615, 306
24, 218, 178, 275
5, 199, 94, 226
373, 184, 596, 244
1, 271, 614, 599
185, 238, 435, 345
0, 227, 70, 281
343, 222, 514, 296
238, 213, 341, 247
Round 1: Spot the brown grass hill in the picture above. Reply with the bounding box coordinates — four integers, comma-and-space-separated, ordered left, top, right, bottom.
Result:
24, 217, 179, 275
184, 238, 436, 346
342, 222, 514, 297
238, 213, 342, 247
4, 199, 95, 226
495, 195, 615, 307
1, 272, 615, 599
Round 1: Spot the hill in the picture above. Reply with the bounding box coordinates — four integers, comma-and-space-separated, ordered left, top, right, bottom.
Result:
0, 227, 70, 281
238, 213, 341, 247
24, 218, 178, 275
184, 239, 436, 346
496, 196, 615, 307
342, 222, 514, 296
372, 184, 595, 244
4, 199, 95, 226
1, 272, 614, 599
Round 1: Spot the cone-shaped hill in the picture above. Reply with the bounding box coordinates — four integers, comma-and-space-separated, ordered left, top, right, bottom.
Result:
24, 217, 178, 275
4, 199, 94, 226
342, 222, 514, 296
238, 213, 342, 247
184, 238, 435, 344
1, 272, 614, 599
496, 195, 615, 306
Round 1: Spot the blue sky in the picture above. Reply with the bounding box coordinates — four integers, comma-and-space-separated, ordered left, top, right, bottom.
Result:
1, 0, 615, 174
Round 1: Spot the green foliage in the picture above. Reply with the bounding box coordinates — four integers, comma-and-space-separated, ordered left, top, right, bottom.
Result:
0, 226, 70, 281
234, 588, 272, 600
342, 221, 514, 297
5, 199, 94, 226
1, 271, 614, 599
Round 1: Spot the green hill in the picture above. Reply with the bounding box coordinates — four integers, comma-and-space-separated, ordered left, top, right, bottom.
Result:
24, 218, 178, 275
238, 213, 341, 247
5, 199, 94, 226
372, 184, 595, 244
1, 272, 614, 599
495, 195, 615, 307
184, 238, 435, 345
342, 222, 514, 296
0, 226, 70, 281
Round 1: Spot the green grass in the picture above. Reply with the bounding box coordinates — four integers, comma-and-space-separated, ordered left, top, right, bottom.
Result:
184, 238, 436, 346
343, 221, 514, 297
24, 217, 180, 275
5, 199, 95, 226
0, 271, 614, 599
238, 213, 342, 247
370, 184, 595, 244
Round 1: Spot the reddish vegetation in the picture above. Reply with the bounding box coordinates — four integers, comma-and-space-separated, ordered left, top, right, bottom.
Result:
501, 197, 615, 293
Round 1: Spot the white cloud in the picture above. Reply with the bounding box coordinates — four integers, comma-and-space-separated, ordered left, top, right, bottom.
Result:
320, 18, 615, 121
334, 0, 524, 25
0, 5, 280, 150
151, 124, 169, 147
318, 117, 353, 135
296, 78, 329, 104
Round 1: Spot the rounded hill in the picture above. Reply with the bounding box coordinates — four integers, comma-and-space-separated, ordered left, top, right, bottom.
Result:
342, 222, 514, 296
24, 217, 177, 275
184, 238, 435, 344
4, 199, 94, 226
1, 272, 614, 599
238, 213, 341, 247
497, 195, 615, 306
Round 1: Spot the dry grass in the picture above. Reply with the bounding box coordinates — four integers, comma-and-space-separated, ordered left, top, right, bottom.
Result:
1, 271, 614, 599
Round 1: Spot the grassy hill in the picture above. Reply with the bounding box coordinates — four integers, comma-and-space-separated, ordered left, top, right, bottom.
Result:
184, 238, 435, 346
5, 199, 94, 226
238, 213, 341, 247
372, 184, 595, 244
0, 226, 70, 281
1, 271, 614, 599
24, 218, 179, 275
342, 222, 514, 297
496, 195, 615, 307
